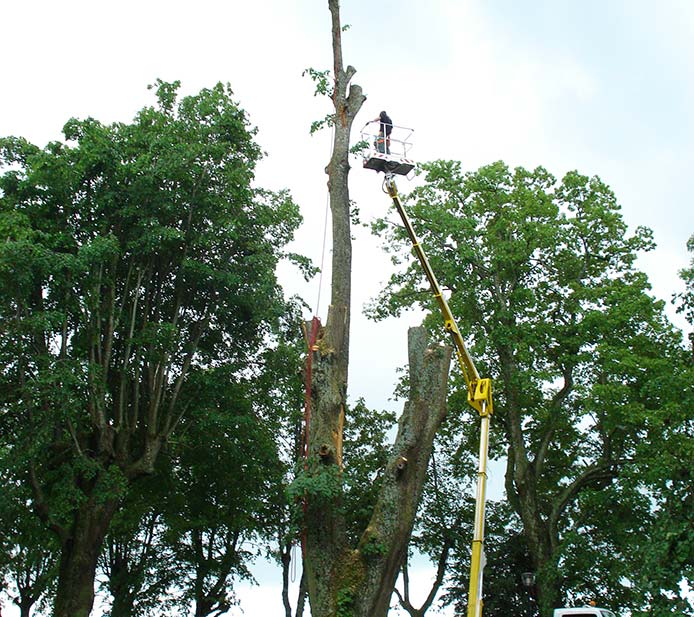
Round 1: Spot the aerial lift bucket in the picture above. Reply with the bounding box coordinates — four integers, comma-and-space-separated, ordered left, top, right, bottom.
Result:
360, 121, 415, 176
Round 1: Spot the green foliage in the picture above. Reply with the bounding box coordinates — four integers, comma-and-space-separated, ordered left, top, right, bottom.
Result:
302, 67, 336, 134
342, 399, 396, 544
0, 80, 305, 612
302, 67, 333, 98
349, 139, 370, 155
674, 233, 694, 327
0, 473, 58, 614
310, 114, 337, 135
370, 160, 691, 614
288, 459, 343, 507
336, 587, 355, 617
359, 535, 386, 560
441, 501, 532, 617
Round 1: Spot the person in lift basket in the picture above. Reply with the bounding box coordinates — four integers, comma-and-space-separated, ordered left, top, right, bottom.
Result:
375, 111, 392, 154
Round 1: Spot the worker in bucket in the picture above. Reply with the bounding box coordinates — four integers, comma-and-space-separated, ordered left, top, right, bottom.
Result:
374, 111, 392, 154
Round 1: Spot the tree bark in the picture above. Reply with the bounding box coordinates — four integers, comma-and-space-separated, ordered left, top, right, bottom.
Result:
351, 329, 452, 617
110, 589, 136, 617
53, 492, 119, 617
499, 339, 620, 615
108, 549, 137, 617
303, 0, 364, 614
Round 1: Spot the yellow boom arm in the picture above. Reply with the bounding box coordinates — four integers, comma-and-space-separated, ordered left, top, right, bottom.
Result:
384, 175, 493, 617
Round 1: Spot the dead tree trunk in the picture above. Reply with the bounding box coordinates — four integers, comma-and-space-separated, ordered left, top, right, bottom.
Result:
303, 4, 453, 616
302, 0, 364, 612
306, 326, 451, 617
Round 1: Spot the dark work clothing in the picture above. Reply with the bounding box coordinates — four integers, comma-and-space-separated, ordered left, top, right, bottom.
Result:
379, 112, 393, 137
377, 112, 393, 154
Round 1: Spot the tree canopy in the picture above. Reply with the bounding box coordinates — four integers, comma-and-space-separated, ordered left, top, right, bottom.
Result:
0, 80, 303, 616
370, 160, 692, 615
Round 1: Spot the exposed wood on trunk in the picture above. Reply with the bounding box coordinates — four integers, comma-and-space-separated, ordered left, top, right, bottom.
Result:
306, 326, 451, 617
303, 1, 364, 614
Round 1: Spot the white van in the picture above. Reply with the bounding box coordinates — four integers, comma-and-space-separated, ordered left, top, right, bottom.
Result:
554, 608, 616, 617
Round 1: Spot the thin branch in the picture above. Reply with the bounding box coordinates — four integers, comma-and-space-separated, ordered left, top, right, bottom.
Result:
29, 462, 67, 541
66, 418, 86, 459
162, 312, 210, 436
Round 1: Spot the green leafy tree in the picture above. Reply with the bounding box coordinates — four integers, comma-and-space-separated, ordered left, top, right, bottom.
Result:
370, 160, 689, 615
95, 300, 312, 617
0, 475, 58, 617
0, 80, 302, 617
97, 474, 177, 617
258, 308, 310, 617
675, 234, 694, 333
440, 501, 533, 617
160, 373, 285, 617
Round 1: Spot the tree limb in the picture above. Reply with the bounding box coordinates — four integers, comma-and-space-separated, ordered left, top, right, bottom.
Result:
548, 459, 626, 552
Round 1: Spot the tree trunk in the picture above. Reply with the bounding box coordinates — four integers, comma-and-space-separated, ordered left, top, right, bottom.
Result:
18, 602, 33, 617
303, 0, 364, 614
109, 558, 137, 617
352, 328, 452, 617
306, 328, 451, 617
53, 496, 118, 617
304, 3, 453, 616
500, 338, 612, 615
110, 592, 136, 617
501, 346, 561, 616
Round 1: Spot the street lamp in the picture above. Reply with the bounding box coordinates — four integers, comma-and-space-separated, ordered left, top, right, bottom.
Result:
521, 572, 536, 617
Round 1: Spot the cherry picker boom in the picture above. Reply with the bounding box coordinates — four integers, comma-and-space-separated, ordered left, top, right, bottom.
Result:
361, 122, 494, 617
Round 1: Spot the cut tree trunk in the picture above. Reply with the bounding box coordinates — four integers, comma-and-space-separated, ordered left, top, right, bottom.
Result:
305, 328, 452, 617
351, 328, 452, 617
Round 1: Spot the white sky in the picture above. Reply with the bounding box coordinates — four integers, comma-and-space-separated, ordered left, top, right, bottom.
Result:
1, 1, 693, 615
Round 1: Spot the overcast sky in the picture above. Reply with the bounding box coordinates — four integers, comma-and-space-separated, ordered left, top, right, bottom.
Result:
2, 1, 693, 615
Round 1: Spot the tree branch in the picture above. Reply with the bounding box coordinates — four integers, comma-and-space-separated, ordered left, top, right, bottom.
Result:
533, 364, 574, 476
548, 459, 626, 552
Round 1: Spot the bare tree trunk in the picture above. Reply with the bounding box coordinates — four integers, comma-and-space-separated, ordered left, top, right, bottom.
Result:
306, 326, 451, 617
303, 0, 364, 614
351, 329, 452, 617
